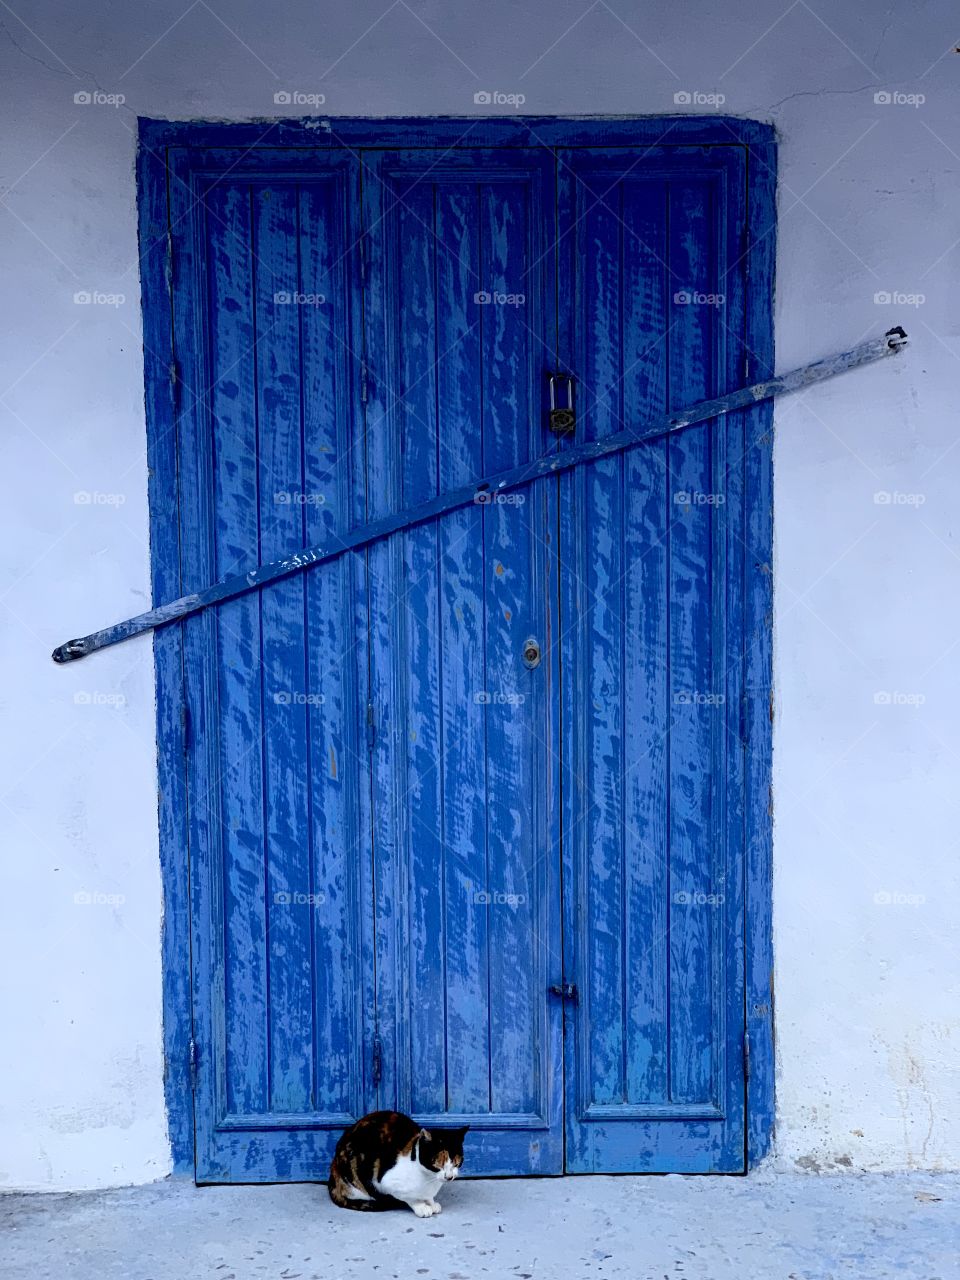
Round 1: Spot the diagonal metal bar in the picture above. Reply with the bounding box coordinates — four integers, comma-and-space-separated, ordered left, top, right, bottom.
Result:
52, 327, 907, 663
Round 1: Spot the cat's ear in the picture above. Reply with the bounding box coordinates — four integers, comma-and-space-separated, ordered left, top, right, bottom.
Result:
418, 1127, 431, 1142
456, 1125, 470, 1140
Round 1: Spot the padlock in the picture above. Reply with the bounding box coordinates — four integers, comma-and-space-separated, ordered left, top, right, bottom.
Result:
548, 373, 576, 436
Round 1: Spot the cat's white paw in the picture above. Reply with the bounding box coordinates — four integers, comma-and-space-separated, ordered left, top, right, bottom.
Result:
412, 1202, 434, 1217
428, 1200, 442, 1215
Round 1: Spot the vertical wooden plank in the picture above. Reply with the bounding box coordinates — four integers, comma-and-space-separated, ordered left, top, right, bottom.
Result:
481, 179, 542, 1115
138, 135, 194, 1170
434, 183, 490, 1116
361, 155, 404, 1113
395, 183, 447, 1116
205, 180, 269, 1116
168, 148, 231, 1180
252, 184, 313, 1115
744, 140, 777, 1165
298, 174, 367, 1119
621, 179, 670, 1106
666, 178, 717, 1104
578, 178, 626, 1105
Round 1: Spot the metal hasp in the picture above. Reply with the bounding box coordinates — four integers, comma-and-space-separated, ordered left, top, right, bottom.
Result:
548, 372, 576, 435
51, 327, 908, 663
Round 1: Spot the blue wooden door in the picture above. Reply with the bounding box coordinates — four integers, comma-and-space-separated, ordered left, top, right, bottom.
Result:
161, 132, 753, 1181
168, 144, 563, 1179
557, 147, 749, 1171
360, 149, 563, 1175
169, 148, 377, 1180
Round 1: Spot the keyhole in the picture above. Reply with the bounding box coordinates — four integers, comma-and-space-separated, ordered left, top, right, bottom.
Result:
522, 638, 541, 669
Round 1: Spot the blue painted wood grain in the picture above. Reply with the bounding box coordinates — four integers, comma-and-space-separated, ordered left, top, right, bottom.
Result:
362, 151, 562, 1173
139, 119, 776, 1181
136, 134, 194, 1172
558, 146, 750, 1172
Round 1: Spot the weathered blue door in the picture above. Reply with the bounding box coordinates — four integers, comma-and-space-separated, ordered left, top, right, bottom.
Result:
156, 125, 760, 1181
557, 148, 749, 1171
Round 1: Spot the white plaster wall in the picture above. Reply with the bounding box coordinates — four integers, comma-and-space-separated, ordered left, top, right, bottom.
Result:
1, 0, 957, 1190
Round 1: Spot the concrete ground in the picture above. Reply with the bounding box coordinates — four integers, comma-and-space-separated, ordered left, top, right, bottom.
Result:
1, 1172, 956, 1280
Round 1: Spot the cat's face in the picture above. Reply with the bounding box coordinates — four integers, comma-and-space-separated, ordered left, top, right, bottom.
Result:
417, 1125, 469, 1181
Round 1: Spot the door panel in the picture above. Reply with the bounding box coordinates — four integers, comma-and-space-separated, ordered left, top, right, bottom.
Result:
170, 151, 372, 1180
557, 149, 748, 1171
161, 135, 760, 1182
361, 151, 563, 1174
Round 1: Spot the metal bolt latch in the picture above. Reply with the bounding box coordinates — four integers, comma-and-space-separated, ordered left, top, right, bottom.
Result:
522, 638, 541, 669
548, 372, 576, 436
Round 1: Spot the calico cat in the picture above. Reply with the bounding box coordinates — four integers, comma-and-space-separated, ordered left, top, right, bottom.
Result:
329, 1110, 469, 1216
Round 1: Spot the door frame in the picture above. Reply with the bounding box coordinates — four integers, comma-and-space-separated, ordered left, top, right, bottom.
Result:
136, 114, 776, 1177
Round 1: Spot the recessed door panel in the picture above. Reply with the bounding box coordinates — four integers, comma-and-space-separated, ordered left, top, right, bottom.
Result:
361, 150, 563, 1174
557, 148, 749, 1172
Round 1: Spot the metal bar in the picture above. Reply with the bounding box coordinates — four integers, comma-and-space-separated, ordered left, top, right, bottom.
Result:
52, 326, 907, 663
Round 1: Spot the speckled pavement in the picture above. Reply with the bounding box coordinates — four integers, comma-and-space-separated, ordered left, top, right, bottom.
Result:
1, 1171, 956, 1279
